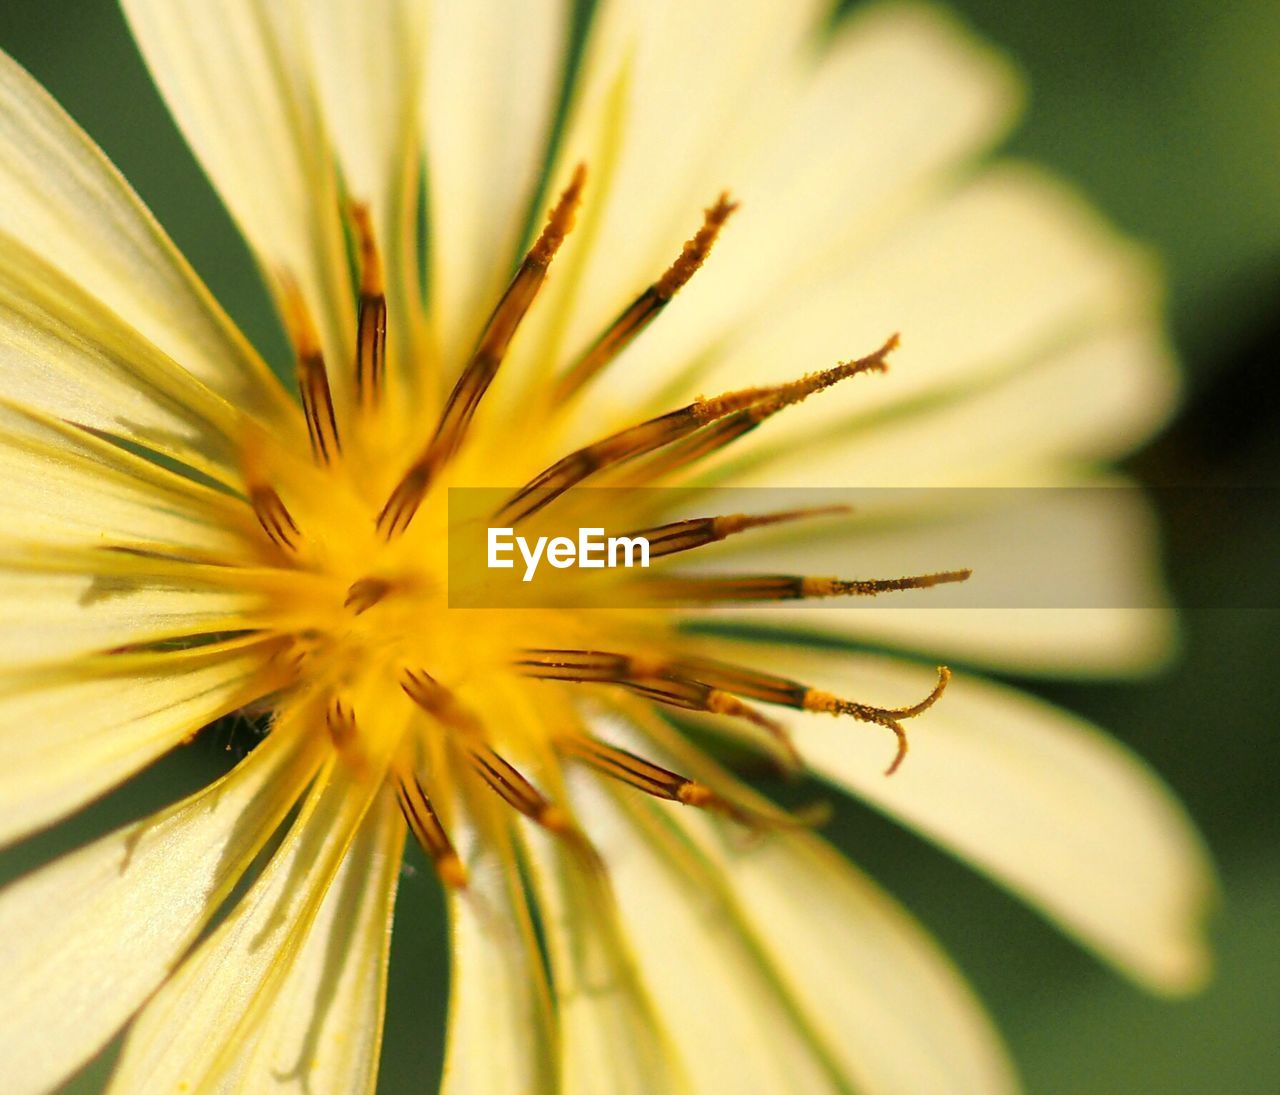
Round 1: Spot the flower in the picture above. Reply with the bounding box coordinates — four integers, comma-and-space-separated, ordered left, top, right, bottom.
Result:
0, 1, 1213, 1093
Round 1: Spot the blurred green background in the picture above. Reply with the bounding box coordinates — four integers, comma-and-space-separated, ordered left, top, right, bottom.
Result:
1, 0, 1277, 1091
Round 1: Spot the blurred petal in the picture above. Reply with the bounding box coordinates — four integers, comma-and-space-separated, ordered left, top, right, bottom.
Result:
0, 638, 280, 846
0, 399, 253, 554
0, 50, 289, 427
683, 477, 1178, 676
442, 797, 556, 1095
551, 2, 1021, 416
0, 722, 321, 1095
683, 165, 1161, 449
717, 327, 1180, 488
122, 0, 355, 378
110, 755, 389, 1093
713, 645, 1216, 992
425, 0, 570, 374
237, 786, 404, 1095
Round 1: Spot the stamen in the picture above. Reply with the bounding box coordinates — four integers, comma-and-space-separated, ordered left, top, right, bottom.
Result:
399, 667, 600, 862
351, 203, 387, 406
376, 165, 587, 537
248, 482, 300, 552
280, 277, 342, 464
395, 770, 467, 888
636, 567, 972, 603
324, 696, 372, 775
612, 336, 899, 486
501, 336, 897, 524
343, 576, 392, 615
515, 648, 802, 771
632, 505, 850, 559
554, 193, 738, 399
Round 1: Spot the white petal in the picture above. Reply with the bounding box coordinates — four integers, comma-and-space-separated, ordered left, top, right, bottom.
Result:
0, 50, 290, 427
717, 645, 1216, 992
122, 0, 355, 377
0, 231, 251, 481
0, 398, 253, 554
110, 756, 389, 1093
425, 0, 571, 374
442, 797, 556, 1095
0, 723, 321, 1095
0, 638, 280, 846
238, 786, 405, 1095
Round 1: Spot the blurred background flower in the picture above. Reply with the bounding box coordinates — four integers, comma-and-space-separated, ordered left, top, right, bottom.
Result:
0, 0, 1275, 1091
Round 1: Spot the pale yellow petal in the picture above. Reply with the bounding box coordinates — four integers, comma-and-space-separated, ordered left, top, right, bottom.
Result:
518, 820, 685, 1094
589, 709, 1015, 1093
0, 561, 268, 670
0, 638, 280, 846
680, 165, 1160, 449
0, 399, 253, 554
560, 767, 847, 1094
714, 326, 1179, 489
122, 0, 355, 379
0, 230, 250, 481
0, 723, 321, 1095
681, 477, 1178, 675
109, 755, 388, 1093
554, 2, 1020, 415
424, 0, 570, 374
238, 786, 404, 1095
0, 49, 290, 426
442, 797, 555, 1095
305, 0, 427, 385
722, 646, 1216, 992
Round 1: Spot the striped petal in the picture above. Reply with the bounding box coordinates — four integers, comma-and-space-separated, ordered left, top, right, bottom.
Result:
519, 817, 684, 1093
122, 0, 355, 379
424, 0, 571, 376
0, 230, 251, 482
0, 722, 322, 1095
0, 49, 289, 427
0, 399, 253, 555
305, 0, 428, 387
563, 710, 1016, 1093
0, 638, 281, 846
712, 645, 1216, 992
234, 786, 404, 1095
442, 796, 556, 1095
109, 754, 390, 1093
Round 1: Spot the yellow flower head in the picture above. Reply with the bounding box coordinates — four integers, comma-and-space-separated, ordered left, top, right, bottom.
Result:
0, 2, 1212, 1093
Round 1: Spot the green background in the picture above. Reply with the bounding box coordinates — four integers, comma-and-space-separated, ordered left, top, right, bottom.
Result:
1, 0, 1277, 1091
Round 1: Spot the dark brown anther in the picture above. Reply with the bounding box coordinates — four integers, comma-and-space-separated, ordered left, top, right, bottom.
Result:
344, 576, 392, 615
280, 277, 342, 464
631, 505, 850, 559
395, 771, 468, 888
636, 567, 971, 604
248, 482, 300, 551
351, 203, 387, 405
